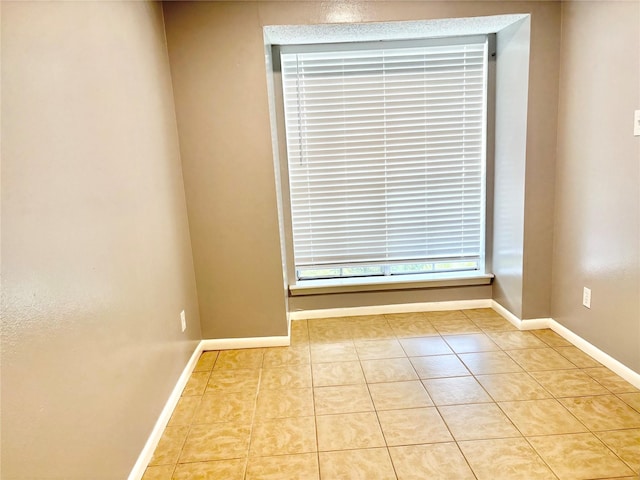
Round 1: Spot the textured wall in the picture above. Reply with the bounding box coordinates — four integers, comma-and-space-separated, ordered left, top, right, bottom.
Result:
552, 0, 640, 371
1, 2, 201, 478
163, 0, 560, 329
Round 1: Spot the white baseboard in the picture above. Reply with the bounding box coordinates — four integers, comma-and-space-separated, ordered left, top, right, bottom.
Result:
490, 301, 551, 330
200, 335, 290, 351
128, 340, 204, 480
491, 301, 640, 390
548, 319, 640, 390
290, 299, 493, 320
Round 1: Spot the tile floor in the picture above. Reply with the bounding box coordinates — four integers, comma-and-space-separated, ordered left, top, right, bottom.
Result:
142, 309, 640, 480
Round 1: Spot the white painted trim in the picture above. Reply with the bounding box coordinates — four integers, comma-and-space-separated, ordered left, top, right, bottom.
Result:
128, 340, 204, 480
490, 300, 551, 330
200, 335, 290, 351
519, 318, 552, 330
548, 319, 640, 390
490, 300, 523, 328
491, 300, 640, 389
290, 299, 493, 320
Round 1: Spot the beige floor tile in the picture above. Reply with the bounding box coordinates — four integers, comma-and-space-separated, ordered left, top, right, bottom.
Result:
316, 412, 385, 451
530, 329, 572, 347
459, 351, 523, 375
529, 369, 609, 397
291, 320, 310, 345
443, 333, 500, 353
261, 364, 312, 389
354, 339, 406, 360
410, 354, 470, 379
263, 345, 310, 367
399, 336, 453, 356
458, 438, 556, 480
349, 314, 389, 323
179, 422, 250, 463
308, 320, 353, 343
206, 368, 260, 394
476, 372, 552, 401
172, 459, 245, 480
148, 425, 189, 466
595, 429, 640, 473
193, 351, 219, 372
430, 318, 482, 335
471, 316, 518, 332
487, 331, 548, 350
310, 342, 358, 363
462, 308, 501, 319
142, 464, 174, 480
384, 312, 428, 322
559, 395, 640, 431
529, 433, 635, 480
583, 367, 639, 393
598, 477, 638, 480
351, 321, 395, 340
439, 403, 520, 441
214, 348, 264, 370
390, 443, 475, 480
425, 310, 469, 320
193, 391, 256, 424
314, 384, 374, 415
182, 371, 210, 396
249, 416, 317, 457
309, 329, 352, 345
619, 392, 640, 412
291, 319, 308, 333
368, 380, 433, 410
554, 346, 600, 368
361, 358, 419, 383
255, 387, 314, 419
378, 407, 453, 445
167, 395, 200, 426
506, 348, 577, 371
498, 399, 587, 436
312, 361, 365, 387
319, 448, 396, 480
386, 316, 438, 338
423, 376, 492, 405
246, 453, 319, 480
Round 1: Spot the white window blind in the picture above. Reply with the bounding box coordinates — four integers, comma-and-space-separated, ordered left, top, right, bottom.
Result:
280, 37, 487, 280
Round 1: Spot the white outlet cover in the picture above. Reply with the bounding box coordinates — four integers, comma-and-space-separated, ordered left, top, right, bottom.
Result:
180, 310, 186, 332
582, 287, 591, 309
634, 110, 640, 136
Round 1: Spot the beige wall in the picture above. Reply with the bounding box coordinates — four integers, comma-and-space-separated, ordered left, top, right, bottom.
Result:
552, 1, 640, 371
163, 1, 560, 332
1, 2, 201, 478
163, 2, 289, 339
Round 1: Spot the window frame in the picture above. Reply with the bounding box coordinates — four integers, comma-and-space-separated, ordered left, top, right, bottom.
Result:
269, 30, 497, 294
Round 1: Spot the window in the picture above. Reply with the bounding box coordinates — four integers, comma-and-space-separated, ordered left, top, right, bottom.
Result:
278, 35, 489, 283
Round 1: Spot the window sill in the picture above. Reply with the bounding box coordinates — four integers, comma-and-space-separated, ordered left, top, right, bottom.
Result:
289, 271, 494, 296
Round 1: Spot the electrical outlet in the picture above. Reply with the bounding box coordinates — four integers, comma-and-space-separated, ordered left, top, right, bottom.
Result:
582, 287, 591, 309
180, 310, 186, 332
635, 110, 640, 136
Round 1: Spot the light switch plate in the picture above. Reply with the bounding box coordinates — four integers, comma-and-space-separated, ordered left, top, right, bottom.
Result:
634, 110, 640, 136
